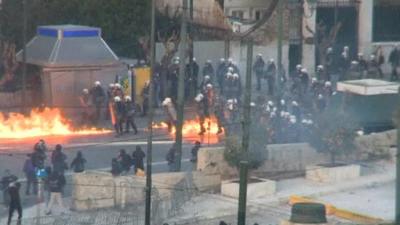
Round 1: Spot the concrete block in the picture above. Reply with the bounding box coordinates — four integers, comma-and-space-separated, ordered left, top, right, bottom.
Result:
306, 164, 361, 183
280, 220, 329, 225
221, 177, 276, 200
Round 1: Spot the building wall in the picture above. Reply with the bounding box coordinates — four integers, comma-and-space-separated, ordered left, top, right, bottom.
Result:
224, 0, 272, 20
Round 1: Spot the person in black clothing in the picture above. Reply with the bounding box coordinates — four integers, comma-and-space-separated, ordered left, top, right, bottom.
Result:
202, 60, 215, 82
186, 58, 200, 98
389, 45, 400, 81
46, 172, 66, 215
32, 139, 48, 169
132, 146, 146, 173
1, 170, 18, 207
141, 81, 150, 117
253, 54, 265, 91
216, 58, 227, 93
7, 181, 22, 225
166, 145, 177, 172
23, 154, 37, 195
51, 144, 67, 175
118, 149, 132, 174
190, 141, 201, 163
111, 158, 122, 176
266, 59, 276, 96
70, 151, 87, 173
124, 96, 138, 134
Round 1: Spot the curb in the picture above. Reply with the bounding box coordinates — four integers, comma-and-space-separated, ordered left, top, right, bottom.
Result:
289, 195, 384, 224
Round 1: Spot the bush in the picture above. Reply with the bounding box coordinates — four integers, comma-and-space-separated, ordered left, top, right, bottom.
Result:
224, 123, 267, 171
309, 110, 358, 165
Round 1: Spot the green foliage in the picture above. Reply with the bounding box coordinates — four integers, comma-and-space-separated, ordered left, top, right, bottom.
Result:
309, 110, 358, 164
0, 0, 151, 58
224, 123, 267, 170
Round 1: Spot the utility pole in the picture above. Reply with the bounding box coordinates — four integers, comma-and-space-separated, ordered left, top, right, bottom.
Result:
176, 0, 188, 172
237, 161, 249, 225
396, 87, 400, 224
189, 0, 194, 97
242, 40, 253, 159
276, 0, 284, 98
22, 0, 28, 114
144, 0, 156, 223
237, 39, 253, 225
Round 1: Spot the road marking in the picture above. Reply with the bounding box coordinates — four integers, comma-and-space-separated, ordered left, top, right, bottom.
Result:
65, 140, 176, 148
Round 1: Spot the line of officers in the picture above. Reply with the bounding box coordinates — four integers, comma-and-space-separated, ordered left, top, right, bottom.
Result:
161, 57, 246, 136
79, 81, 138, 137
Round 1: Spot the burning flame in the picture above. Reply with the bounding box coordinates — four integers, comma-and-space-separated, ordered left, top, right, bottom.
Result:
0, 108, 111, 139
153, 116, 224, 144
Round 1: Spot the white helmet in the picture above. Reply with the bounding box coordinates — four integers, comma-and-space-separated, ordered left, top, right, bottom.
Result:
192, 57, 196, 62
226, 72, 233, 78
344, 46, 349, 51
358, 52, 364, 57
195, 94, 204, 102
317, 65, 324, 70
280, 99, 285, 105
318, 94, 323, 99
228, 58, 233, 63
204, 75, 210, 81
327, 47, 333, 53
162, 98, 172, 106
257, 53, 262, 57
325, 81, 332, 87
280, 111, 286, 117
289, 115, 297, 124
311, 77, 317, 83
174, 60, 180, 65
370, 54, 376, 60
250, 102, 256, 107
351, 61, 359, 65
124, 96, 131, 101
206, 59, 212, 64
227, 99, 234, 104
301, 68, 308, 73
270, 112, 276, 118
109, 83, 115, 88
94, 81, 101, 86
228, 67, 234, 72
220, 58, 225, 62
114, 96, 121, 102
233, 73, 239, 79
356, 130, 364, 136
269, 58, 274, 63
268, 101, 274, 106
296, 64, 302, 70
115, 83, 122, 89
206, 84, 213, 89
83, 89, 89, 94
175, 56, 180, 61
292, 101, 298, 106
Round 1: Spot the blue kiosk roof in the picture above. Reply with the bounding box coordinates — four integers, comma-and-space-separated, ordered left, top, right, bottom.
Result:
17, 25, 120, 68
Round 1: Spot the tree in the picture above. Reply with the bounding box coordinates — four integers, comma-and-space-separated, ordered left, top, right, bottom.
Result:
309, 110, 358, 165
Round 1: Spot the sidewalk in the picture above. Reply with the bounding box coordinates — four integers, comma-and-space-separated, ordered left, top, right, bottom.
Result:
166, 161, 395, 224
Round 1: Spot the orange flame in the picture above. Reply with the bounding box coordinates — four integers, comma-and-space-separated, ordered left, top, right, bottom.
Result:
0, 108, 111, 139
153, 116, 224, 144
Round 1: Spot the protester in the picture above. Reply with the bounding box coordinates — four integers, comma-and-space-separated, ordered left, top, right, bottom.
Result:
190, 141, 201, 163
46, 172, 67, 215
166, 145, 177, 172
7, 180, 22, 225
118, 149, 133, 174
23, 154, 37, 195
51, 144, 67, 175
70, 151, 87, 173
124, 96, 138, 134
132, 146, 146, 173
1, 170, 17, 208
111, 158, 122, 176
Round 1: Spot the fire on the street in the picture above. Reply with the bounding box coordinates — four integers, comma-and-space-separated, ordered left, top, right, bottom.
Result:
0, 108, 111, 139
153, 116, 224, 144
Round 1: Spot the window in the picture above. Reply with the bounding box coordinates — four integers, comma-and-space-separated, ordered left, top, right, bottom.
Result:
231, 10, 244, 20
255, 10, 262, 20
373, 1, 400, 42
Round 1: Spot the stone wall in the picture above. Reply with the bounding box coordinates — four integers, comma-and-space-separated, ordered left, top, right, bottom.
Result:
197, 130, 398, 177
72, 171, 221, 211
197, 143, 329, 176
